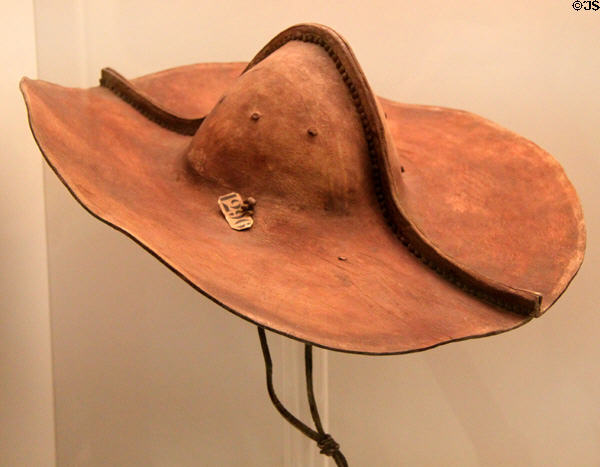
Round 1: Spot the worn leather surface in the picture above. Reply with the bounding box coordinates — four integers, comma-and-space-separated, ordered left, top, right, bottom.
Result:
20, 24, 585, 354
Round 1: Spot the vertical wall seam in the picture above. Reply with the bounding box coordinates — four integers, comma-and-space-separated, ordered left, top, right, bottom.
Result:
31, 1, 57, 465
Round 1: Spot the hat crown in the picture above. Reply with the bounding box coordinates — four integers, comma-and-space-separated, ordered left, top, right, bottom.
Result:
185, 40, 372, 213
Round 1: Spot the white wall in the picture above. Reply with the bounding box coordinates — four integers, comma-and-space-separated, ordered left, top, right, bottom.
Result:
2, 1, 598, 466
0, 1, 55, 466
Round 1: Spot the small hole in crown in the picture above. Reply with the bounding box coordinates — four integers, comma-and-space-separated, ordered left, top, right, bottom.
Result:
251, 112, 261, 121
307, 127, 318, 137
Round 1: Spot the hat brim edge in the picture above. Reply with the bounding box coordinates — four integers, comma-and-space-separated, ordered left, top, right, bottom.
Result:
20, 77, 536, 356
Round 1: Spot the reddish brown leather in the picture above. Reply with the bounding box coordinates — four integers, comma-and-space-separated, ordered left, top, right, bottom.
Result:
20, 24, 585, 354
184, 25, 542, 315
383, 100, 585, 313
125, 42, 585, 317
100, 68, 203, 135
187, 40, 371, 213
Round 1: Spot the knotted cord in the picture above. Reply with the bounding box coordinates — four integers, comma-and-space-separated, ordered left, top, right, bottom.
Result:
258, 327, 348, 466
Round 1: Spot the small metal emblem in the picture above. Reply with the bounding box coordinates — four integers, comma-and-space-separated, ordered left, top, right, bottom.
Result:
218, 192, 254, 231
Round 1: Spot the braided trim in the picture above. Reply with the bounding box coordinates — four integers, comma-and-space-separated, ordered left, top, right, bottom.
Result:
100, 67, 203, 136
99, 26, 541, 316
244, 26, 541, 316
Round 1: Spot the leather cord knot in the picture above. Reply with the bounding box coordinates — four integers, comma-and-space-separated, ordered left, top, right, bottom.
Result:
258, 328, 348, 466
318, 434, 340, 456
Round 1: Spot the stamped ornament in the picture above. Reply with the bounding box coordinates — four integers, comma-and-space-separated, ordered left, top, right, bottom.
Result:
218, 192, 255, 230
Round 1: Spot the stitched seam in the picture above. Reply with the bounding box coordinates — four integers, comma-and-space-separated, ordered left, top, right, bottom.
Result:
100, 32, 532, 315
255, 31, 530, 315
100, 74, 200, 136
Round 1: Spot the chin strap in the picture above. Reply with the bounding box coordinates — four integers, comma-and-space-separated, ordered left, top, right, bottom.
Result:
258, 328, 348, 466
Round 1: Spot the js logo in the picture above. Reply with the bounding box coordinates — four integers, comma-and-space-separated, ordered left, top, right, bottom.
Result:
573, 1, 600, 10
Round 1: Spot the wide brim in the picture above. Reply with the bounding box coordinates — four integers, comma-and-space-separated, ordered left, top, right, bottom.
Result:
20, 61, 584, 354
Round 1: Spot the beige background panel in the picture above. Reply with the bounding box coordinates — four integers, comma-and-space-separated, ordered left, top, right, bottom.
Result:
1, 2, 55, 466
2, 0, 598, 466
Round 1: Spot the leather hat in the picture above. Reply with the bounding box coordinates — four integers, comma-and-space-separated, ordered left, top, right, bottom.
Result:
20, 23, 585, 355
